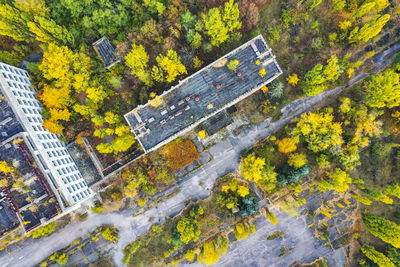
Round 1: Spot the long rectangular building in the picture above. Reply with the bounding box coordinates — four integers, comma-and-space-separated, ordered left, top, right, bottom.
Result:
125, 35, 282, 153
0, 62, 92, 209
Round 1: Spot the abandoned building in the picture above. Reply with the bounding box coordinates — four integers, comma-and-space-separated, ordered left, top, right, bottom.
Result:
125, 35, 282, 153
0, 62, 93, 213
92, 37, 120, 69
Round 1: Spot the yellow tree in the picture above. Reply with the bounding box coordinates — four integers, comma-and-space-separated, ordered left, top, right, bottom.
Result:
0, 161, 14, 173
288, 153, 307, 168
275, 137, 298, 153
222, 0, 242, 32
294, 110, 343, 153
287, 73, 299, 86
240, 154, 265, 183
364, 68, 400, 109
125, 44, 152, 85
362, 245, 396, 267
42, 119, 64, 134
154, 50, 187, 83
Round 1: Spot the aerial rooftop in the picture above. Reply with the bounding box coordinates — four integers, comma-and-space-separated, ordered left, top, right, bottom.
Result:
0, 96, 23, 144
92, 37, 120, 69
125, 35, 282, 153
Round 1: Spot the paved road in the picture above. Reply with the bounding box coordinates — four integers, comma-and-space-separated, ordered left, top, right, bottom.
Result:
185, 210, 346, 267
1, 42, 399, 267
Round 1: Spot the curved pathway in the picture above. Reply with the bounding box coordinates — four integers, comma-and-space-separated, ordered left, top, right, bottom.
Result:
1, 41, 399, 267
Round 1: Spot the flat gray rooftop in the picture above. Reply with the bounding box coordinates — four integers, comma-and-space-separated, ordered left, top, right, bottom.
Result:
125, 35, 282, 152
0, 96, 23, 144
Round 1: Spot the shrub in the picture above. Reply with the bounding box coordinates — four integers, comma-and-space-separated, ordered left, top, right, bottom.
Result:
27, 222, 57, 239
227, 59, 239, 71
101, 226, 119, 243
277, 164, 309, 186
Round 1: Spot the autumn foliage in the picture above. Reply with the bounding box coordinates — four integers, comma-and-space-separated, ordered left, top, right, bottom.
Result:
161, 139, 200, 170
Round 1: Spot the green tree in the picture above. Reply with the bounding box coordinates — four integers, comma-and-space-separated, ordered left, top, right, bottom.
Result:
302, 64, 326, 96
176, 216, 201, 244
181, 10, 196, 29
202, 8, 229, 47
27, 16, 74, 45
363, 213, 400, 248
143, 0, 165, 17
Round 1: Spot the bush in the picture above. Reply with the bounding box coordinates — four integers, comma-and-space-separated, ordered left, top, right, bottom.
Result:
227, 59, 239, 71
277, 164, 309, 186
91, 204, 103, 213
101, 226, 119, 243
27, 222, 57, 239
238, 194, 259, 217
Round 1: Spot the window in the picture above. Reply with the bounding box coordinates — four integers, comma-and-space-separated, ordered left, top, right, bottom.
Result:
77, 194, 81, 200
72, 185, 76, 191
52, 161, 57, 167
62, 168, 66, 174
7, 81, 12, 87
72, 196, 76, 202
67, 177, 71, 183
27, 117, 32, 122
2, 73, 6, 78
57, 151, 61, 157
57, 170, 62, 175
80, 192, 85, 198
12, 91, 17, 96
43, 143, 47, 149
17, 99, 22, 105
32, 126, 37, 131
47, 152, 51, 158
67, 187, 72, 193
62, 178, 67, 184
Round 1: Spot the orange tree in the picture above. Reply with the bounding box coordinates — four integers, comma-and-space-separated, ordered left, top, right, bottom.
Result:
160, 138, 199, 170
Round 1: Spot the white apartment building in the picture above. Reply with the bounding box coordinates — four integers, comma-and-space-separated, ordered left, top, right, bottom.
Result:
0, 62, 92, 210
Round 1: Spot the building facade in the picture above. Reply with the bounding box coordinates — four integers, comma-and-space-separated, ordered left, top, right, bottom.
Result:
0, 62, 92, 210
